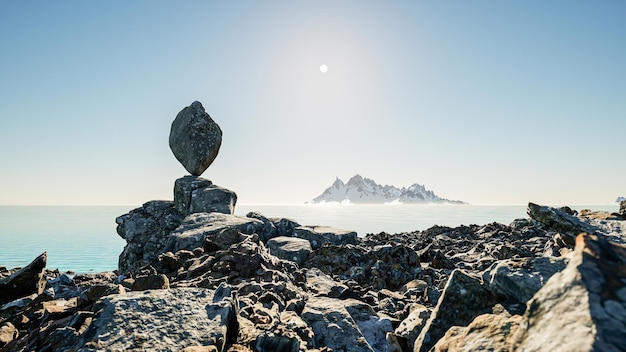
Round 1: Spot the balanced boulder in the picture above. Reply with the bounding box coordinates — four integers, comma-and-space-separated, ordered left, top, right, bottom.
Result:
169, 101, 222, 176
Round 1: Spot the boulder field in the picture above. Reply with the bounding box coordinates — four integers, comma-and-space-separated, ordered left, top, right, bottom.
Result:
1, 202, 625, 352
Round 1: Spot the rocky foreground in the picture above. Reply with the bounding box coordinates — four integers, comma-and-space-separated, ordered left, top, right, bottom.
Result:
1, 200, 625, 352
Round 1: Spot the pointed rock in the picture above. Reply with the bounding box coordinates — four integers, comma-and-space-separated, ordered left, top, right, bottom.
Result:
0, 252, 47, 305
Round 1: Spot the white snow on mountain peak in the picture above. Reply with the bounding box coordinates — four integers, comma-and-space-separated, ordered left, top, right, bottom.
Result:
310, 175, 465, 204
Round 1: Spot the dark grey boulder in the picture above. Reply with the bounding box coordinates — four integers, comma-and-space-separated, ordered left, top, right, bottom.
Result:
174, 176, 237, 216
0, 252, 47, 305
169, 101, 222, 176
620, 200, 626, 216
116, 201, 184, 275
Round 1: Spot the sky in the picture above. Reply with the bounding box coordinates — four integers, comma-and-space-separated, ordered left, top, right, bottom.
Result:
0, 1, 625, 206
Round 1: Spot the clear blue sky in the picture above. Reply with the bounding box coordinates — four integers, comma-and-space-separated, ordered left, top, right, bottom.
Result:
1, 1, 624, 205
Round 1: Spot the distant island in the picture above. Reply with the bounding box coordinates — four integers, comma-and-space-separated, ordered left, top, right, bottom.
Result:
617, 196, 626, 203
309, 174, 466, 204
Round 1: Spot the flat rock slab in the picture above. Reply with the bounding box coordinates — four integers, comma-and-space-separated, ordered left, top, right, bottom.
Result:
77, 288, 236, 351
169, 101, 222, 176
166, 213, 264, 253
266, 236, 312, 266
293, 226, 358, 249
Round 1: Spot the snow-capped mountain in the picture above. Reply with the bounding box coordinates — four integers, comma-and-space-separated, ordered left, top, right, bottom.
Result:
309, 175, 465, 204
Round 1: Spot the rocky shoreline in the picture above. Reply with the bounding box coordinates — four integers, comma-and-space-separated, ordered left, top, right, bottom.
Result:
1, 200, 625, 351
2, 102, 625, 351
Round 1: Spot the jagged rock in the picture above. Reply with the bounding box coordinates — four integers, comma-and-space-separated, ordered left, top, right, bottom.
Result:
169, 101, 222, 176
246, 212, 278, 242
293, 226, 358, 249
302, 297, 393, 352
305, 243, 420, 290
165, 212, 264, 253
510, 234, 626, 351
620, 200, 626, 216
116, 201, 184, 274
393, 304, 431, 349
267, 236, 313, 266
481, 256, 568, 311
174, 176, 237, 216
0, 252, 47, 305
414, 270, 497, 352
433, 313, 522, 351
77, 287, 238, 351
527, 202, 600, 245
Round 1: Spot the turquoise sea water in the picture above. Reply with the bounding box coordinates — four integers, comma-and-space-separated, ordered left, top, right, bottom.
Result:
0, 204, 618, 273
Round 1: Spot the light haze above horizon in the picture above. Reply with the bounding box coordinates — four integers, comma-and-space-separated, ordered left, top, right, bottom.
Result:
1, 1, 624, 206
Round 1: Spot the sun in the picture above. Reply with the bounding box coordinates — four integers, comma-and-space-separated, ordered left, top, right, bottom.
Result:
320, 64, 328, 73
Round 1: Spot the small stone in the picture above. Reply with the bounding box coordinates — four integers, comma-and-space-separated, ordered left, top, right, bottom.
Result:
169, 101, 222, 176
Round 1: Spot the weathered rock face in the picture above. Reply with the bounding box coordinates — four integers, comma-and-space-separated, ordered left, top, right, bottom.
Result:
414, 270, 497, 352
511, 234, 626, 351
481, 256, 568, 311
165, 212, 264, 253
116, 201, 184, 275
620, 200, 626, 216
433, 313, 522, 352
76, 287, 238, 351
527, 202, 601, 245
266, 236, 313, 266
169, 101, 222, 176
0, 252, 47, 305
174, 175, 237, 216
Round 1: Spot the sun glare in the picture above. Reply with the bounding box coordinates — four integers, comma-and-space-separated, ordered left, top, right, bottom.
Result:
320, 64, 328, 73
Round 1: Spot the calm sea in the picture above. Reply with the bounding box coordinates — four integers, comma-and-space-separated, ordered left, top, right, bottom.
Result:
0, 204, 618, 273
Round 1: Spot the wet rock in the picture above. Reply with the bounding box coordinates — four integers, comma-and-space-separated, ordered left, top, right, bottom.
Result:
267, 236, 313, 266
293, 225, 358, 249
116, 201, 184, 274
511, 234, 626, 351
166, 212, 264, 253
77, 287, 237, 351
0, 252, 47, 305
169, 101, 222, 176
414, 270, 497, 352
527, 202, 600, 245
